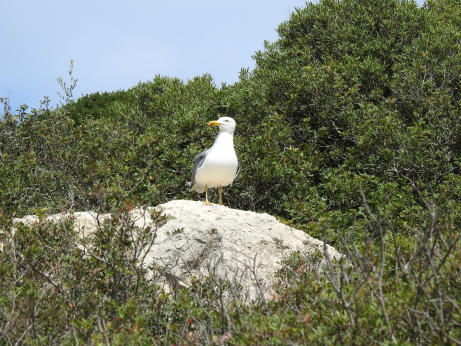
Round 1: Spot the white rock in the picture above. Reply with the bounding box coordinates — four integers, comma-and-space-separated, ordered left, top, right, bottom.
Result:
10, 200, 341, 301
144, 200, 341, 301
12, 211, 111, 238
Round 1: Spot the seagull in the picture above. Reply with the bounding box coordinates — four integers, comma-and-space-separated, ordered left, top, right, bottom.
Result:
187, 116, 238, 205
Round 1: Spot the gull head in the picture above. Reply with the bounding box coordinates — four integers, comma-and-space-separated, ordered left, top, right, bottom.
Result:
209, 117, 236, 134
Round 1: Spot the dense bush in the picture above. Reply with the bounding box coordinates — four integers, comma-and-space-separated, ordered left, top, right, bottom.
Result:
0, 192, 460, 345
220, 0, 461, 234
1, 0, 461, 344
0, 74, 220, 215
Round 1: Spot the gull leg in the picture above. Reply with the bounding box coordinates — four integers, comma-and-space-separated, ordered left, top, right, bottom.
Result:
219, 185, 223, 205
202, 185, 212, 205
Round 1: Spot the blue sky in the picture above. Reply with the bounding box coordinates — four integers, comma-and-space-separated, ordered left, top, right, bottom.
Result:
1, 0, 425, 113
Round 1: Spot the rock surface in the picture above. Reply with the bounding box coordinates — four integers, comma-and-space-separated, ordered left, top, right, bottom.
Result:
11, 200, 341, 300
11, 211, 112, 237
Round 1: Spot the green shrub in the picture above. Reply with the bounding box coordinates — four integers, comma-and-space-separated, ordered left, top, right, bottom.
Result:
1, 191, 459, 345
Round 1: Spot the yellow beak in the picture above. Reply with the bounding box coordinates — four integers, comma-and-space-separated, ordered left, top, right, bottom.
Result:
209, 120, 221, 126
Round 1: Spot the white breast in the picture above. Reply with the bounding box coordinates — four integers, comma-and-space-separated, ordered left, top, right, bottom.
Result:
194, 131, 238, 188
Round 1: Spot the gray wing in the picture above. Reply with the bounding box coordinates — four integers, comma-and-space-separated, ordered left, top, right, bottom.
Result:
190, 149, 209, 186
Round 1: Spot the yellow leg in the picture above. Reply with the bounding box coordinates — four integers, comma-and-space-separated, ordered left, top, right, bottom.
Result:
202, 185, 212, 205
219, 185, 223, 205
